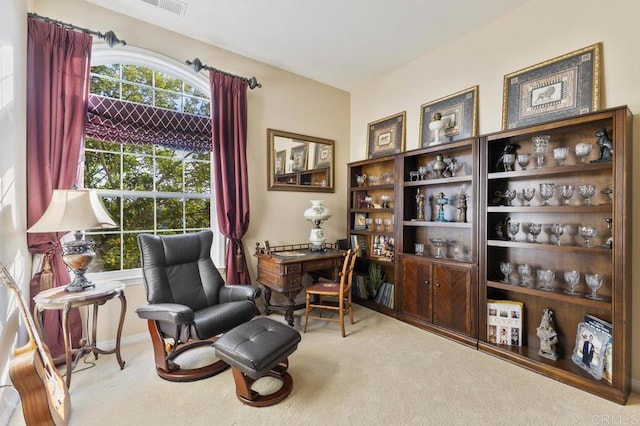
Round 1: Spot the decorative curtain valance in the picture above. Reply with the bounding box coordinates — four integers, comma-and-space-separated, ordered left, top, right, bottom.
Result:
86, 94, 212, 152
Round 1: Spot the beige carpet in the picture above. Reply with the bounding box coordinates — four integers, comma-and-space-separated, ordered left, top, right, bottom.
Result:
8, 305, 640, 425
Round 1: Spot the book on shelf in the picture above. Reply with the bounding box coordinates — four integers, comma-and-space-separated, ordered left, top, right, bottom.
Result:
350, 235, 368, 257
487, 300, 523, 346
584, 315, 613, 383
374, 282, 394, 309
571, 321, 610, 381
353, 274, 369, 300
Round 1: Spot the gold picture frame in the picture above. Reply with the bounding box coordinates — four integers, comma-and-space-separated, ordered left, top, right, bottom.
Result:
367, 111, 406, 158
419, 86, 478, 147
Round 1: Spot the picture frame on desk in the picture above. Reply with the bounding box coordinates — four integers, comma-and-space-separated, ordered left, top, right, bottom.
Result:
419, 86, 478, 147
571, 321, 609, 380
502, 43, 602, 130
367, 111, 406, 159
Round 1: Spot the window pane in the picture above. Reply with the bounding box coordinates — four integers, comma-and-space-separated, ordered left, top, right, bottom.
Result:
154, 71, 182, 93
154, 89, 181, 111
122, 64, 152, 85
123, 143, 153, 155
185, 161, 210, 193
90, 75, 119, 98
157, 198, 183, 230
90, 233, 121, 272
185, 198, 210, 229
101, 196, 122, 226
92, 64, 120, 79
123, 197, 154, 231
155, 145, 177, 157
156, 157, 183, 192
183, 96, 210, 116
86, 138, 121, 151
122, 82, 153, 105
85, 151, 121, 190
123, 234, 142, 270
183, 83, 207, 98
123, 155, 154, 191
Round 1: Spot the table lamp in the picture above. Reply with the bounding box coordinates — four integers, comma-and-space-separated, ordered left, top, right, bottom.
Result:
303, 200, 331, 252
27, 189, 117, 292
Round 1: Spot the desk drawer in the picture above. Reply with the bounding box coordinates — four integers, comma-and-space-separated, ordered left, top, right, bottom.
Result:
284, 264, 301, 274
303, 258, 338, 273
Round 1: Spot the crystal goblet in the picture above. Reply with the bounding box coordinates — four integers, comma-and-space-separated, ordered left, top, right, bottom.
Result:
578, 225, 597, 248
502, 153, 516, 172
418, 166, 427, 180
528, 223, 542, 243
564, 270, 581, 295
575, 142, 593, 163
559, 184, 575, 206
517, 153, 531, 170
429, 238, 448, 259
549, 223, 566, 245
537, 269, 555, 291
539, 183, 555, 206
499, 262, 513, 283
585, 273, 604, 300
517, 264, 531, 287
507, 221, 520, 242
532, 135, 550, 168
503, 189, 517, 206
521, 187, 536, 206
553, 147, 569, 166
578, 184, 596, 206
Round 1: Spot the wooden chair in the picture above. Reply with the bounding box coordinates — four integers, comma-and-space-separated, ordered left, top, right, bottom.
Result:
303, 247, 358, 337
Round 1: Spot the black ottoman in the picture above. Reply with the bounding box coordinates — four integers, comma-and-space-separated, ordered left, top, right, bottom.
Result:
214, 317, 301, 407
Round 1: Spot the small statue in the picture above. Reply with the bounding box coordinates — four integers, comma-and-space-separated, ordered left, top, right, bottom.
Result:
416, 189, 425, 221
495, 217, 508, 240
595, 128, 613, 161
537, 309, 559, 360
457, 190, 468, 223
496, 141, 519, 171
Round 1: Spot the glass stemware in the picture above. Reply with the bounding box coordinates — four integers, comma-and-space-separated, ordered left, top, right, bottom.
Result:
578, 184, 597, 206
517, 153, 531, 170
564, 270, 581, 295
585, 273, 604, 300
521, 187, 536, 206
499, 262, 513, 283
549, 223, 566, 245
502, 153, 516, 172
429, 238, 448, 259
539, 183, 555, 206
517, 264, 531, 287
575, 142, 593, 163
559, 184, 575, 206
418, 166, 427, 180
503, 189, 517, 206
507, 221, 520, 242
537, 269, 555, 291
532, 135, 550, 168
553, 147, 569, 166
578, 225, 597, 247
447, 160, 463, 177
356, 174, 367, 186
528, 223, 542, 243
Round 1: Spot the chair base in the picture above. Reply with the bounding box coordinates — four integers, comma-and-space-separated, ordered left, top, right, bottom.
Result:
231, 359, 293, 407
157, 358, 229, 382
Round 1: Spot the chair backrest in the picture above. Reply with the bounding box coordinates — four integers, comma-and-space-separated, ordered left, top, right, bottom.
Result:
342, 246, 359, 298
138, 231, 226, 310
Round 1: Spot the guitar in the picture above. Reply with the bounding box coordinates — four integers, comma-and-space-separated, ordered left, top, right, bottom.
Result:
0, 263, 70, 425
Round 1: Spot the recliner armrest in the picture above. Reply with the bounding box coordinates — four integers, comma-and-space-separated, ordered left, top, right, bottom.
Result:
135, 303, 195, 325
219, 285, 261, 304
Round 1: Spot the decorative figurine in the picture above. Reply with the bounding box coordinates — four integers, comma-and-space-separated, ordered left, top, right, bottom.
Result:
431, 154, 449, 178
595, 128, 613, 161
536, 308, 559, 360
416, 189, 425, 221
495, 141, 519, 171
495, 217, 508, 240
434, 192, 449, 222
457, 190, 468, 223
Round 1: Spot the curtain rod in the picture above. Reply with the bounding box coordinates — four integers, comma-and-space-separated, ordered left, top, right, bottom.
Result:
28, 12, 127, 48
185, 58, 262, 90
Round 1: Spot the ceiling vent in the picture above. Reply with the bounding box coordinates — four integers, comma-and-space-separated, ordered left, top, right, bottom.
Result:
140, 0, 187, 16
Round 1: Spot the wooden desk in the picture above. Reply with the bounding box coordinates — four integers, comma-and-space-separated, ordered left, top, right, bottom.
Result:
33, 281, 126, 388
254, 243, 345, 326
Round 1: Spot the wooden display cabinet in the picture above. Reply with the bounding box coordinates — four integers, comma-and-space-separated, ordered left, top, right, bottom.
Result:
478, 106, 632, 404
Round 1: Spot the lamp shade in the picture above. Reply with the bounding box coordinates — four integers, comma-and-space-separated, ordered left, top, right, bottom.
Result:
27, 189, 117, 233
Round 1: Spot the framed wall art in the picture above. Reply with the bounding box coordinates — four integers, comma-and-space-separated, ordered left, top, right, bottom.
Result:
502, 42, 602, 130
420, 86, 478, 147
291, 144, 308, 171
367, 111, 406, 159
274, 150, 286, 175
314, 142, 332, 169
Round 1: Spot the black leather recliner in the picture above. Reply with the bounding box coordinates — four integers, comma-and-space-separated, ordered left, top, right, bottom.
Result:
135, 230, 260, 382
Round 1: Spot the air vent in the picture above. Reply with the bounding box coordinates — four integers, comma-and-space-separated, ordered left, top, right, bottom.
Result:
139, 0, 187, 16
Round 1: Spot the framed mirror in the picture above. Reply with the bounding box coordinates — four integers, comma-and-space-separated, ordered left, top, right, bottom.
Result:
267, 128, 335, 192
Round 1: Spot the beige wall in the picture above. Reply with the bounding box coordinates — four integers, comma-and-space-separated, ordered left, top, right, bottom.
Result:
350, 0, 640, 387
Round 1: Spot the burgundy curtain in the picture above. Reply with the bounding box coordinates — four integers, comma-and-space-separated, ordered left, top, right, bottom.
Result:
26, 18, 92, 356
209, 71, 251, 284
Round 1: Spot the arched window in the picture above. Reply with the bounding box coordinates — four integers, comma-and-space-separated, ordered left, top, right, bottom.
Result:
85, 46, 222, 278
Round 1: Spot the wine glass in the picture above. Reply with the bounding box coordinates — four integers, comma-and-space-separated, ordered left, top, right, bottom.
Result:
559, 184, 575, 206
553, 147, 569, 166
528, 223, 542, 243
418, 166, 427, 180
575, 142, 593, 163
537, 269, 555, 291
564, 270, 581, 295
585, 273, 604, 300
517, 153, 531, 170
532, 135, 550, 168
549, 223, 566, 245
502, 153, 516, 172
517, 264, 531, 287
499, 262, 513, 283
578, 225, 597, 247
578, 184, 597, 206
507, 221, 520, 242
521, 187, 536, 206
503, 189, 517, 206
539, 183, 555, 206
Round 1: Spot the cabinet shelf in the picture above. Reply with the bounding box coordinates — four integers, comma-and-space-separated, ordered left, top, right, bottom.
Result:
404, 175, 472, 187
351, 207, 394, 213
350, 183, 395, 191
487, 240, 612, 253
487, 161, 611, 180
487, 204, 612, 213
403, 220, 472, 228
486, 280, 611, 308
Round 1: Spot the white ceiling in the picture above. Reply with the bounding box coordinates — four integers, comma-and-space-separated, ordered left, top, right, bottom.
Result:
85, 0, 532, 91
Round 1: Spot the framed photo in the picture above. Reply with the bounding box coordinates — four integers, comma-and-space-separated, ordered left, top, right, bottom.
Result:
354, 213, 367, 230
502, 43, 602, 130
291, 144, 308, 172
571, 321, 610, 380
420, 86, 478, 147
367, 111, 406, 159
274, 150, 286, 175
314, 143, 332, 169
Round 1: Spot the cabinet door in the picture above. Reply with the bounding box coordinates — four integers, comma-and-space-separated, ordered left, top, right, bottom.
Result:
400, 257, 432, 321
433, 264, 472, 335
